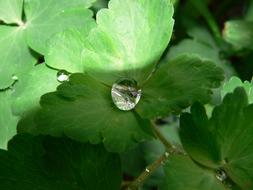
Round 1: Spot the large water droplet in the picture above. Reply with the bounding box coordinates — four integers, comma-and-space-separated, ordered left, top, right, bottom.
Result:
216, 169, 227, 182
111, 78, 141, 111
57, 70, 69, 83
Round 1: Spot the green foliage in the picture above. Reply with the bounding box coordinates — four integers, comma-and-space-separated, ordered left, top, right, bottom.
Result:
179, 88, 253, 189
0, 134, 122, 190
223, 20, 253, 51
162, 155, 227, 190
221, 76, 253, 103
35, 73, 153, 152
0, 0, 253, 189
136, 55, 224, 118
0, 0, 23, 24
0, 91, 19, 149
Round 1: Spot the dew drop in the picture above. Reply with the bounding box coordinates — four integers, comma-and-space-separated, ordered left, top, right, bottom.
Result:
111, 78, 141, 111
12, 75, 18, 81
57, 70, 69, 83
216, 169, 227, 182
145, 168, 150, 173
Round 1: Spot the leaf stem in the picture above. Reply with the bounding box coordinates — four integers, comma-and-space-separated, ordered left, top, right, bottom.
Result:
126, 152, 170, 190
189, 0, 222, 43
150, 121, 183, 154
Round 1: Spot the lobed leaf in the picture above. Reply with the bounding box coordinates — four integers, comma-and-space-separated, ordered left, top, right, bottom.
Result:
161, 155, 227, 190
221, 76, 253, 103
0, 91, 19, 149
35, 73, 153, 153
180, 88, 253, 189
0, 26, 36, 89
0, 0, 23, 24
24, 0, 95, 54
136, 55, 224, 119
0, 134, 122, 190
81, 0, 174, 85
223, 20, 253, 51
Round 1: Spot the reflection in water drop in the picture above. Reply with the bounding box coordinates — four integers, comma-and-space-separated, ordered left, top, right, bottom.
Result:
57, 70, 69, 83
111, 78, 141, 111
216, 169, 227, 182
12, 75, 18, 81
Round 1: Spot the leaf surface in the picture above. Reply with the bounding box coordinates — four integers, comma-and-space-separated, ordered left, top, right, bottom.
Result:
24, 0, 95, 54
180, 88, 253, 189
0, 26, 35, 89
161, 155, 226, 190
0, 0, 23, 24
0, 134, 122, 190
136, 55, 224, 118
0, 91, 19, 149
223, 20, 253, 51
36, 73, 153, 152
11, 64, 59, 116
81, 0, 174, 85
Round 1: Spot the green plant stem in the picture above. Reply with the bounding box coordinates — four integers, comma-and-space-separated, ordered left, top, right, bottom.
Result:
126, 153, 169, 190
189, 0, 222, 43
150, 121, 183, 154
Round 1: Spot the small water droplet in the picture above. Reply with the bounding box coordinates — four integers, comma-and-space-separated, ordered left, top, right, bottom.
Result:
145, 168, 150, 173
111, 78, 141, 111
12, 75, 18, 81
164, 152, 170, 157
57, 70, 69, 83
216, 169, 227, 182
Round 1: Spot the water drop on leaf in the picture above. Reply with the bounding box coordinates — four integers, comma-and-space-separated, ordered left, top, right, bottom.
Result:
111, 78, 141, 111
57, 70, 69, 83
215, 169, 227, 182
12, 75, 18, 81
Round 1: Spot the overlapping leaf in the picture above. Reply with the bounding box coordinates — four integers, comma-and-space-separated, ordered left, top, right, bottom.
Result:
0, 0, 23, 24
45, 27, 95, 73
35, 73, 153, 153
136, 55, 224, 118
0, 26, 36, 89
0, 0, 95, 89
221, 76, 253, 103
0, 91, 19, 149
0, 134, 122, 190
11, 64, 59, 116
80, 0, 174, 85
166, 27, 235, 78
180, 88, 253, 189
223, 20, 253, 51
24, 0, 96, 54
161, 155, 229, 190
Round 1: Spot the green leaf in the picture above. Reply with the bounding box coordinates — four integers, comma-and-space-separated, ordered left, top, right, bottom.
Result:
45, 27, 95, 72
24, 0, 95, 54
161, 155, 226, 190
223, 20, 253, 51
180, 88, 253, 189
180, 102, 221, 168
0, 91, 19, 149
246, 1, 253, 21
0, 25, 36, 89
11, 63, 59, 116
136, 55, 224, 119
81, 0, 174, 85
0, 134, 122, 190
166, 27, 235, 78
0, 0, 23, 24
35, 73, 153, 153
221, 76, 253, 103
